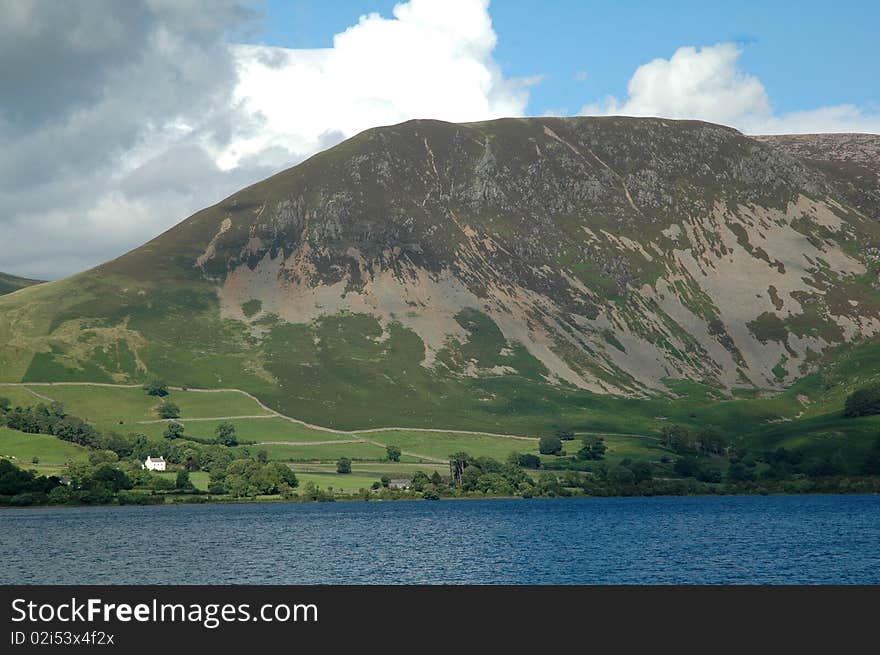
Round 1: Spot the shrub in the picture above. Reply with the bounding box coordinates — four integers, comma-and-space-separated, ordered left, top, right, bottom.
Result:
336, 457, 352, 474
143, 380, 169, 397
844, 385, 880, 418
539, 435, 563, 456
159, 401, 180, 419
215, 422, 237, 446
510, 453, 541, 468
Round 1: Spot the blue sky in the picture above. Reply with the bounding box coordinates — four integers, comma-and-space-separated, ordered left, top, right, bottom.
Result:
253, 0, 879, 119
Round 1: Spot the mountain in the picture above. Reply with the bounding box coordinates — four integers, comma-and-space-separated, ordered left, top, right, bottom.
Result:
1, 117, 879, 435
0, 272, 43, 296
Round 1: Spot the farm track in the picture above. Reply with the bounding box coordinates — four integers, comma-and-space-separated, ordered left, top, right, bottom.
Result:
0, 382, 657, 464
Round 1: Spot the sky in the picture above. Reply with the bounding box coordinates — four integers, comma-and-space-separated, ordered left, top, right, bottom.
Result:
1, 0, 878, 280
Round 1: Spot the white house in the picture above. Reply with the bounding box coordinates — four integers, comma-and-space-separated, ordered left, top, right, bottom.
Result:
143, 456, 166, 472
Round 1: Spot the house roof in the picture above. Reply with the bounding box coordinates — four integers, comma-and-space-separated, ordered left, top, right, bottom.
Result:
146, 456, 165, 462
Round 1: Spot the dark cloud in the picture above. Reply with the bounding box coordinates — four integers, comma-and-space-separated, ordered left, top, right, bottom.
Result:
0, 0, 269, 279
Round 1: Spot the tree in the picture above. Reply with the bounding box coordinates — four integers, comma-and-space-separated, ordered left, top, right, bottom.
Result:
844, 385, 880, 418
158, 401, 180, 419
806, 453, 847, 477
539, 435, 563, 456
510, 453, 541, 469
88, 450, 118, 466
576, 436, 606, 460
386, 445, 402, 462
674, 456, 699, 477
143, 380, 169, 397
727, 462, 756, 483
215, 422, 238, 446
184, 452, 201, 472
696, 426, 728, 456
863, 437, 880, 475
449, 452, 471, 486
628, 460, 653, 484
175, 470, 193, 490
257, 450, 269, 464
555, 428, 576, 441
336, 457, 352, 474
661, 425, 697, 454
609, 465, 635, 487
0, 396, 10, 412
411, 470, 430, 491
164, 422, 184, 440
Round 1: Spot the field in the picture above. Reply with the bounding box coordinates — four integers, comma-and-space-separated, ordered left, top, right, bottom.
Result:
0, 425, 89, 476
0, 382, 673, 494
137, 416, 347, 443
3, 371, 877, 496
157, 471, 211, 491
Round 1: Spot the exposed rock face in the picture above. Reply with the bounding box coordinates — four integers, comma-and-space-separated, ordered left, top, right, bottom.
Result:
183, 118, 880, 393
754, 133, 880, 213
3, 118, 879, 403
755, 133, 880, 181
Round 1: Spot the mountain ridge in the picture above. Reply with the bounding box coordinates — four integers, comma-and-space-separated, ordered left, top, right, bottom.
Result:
0, 272, 44, 297
1, 116, 879, 433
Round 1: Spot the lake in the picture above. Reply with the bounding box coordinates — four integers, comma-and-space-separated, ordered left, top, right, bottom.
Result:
2, 495, 878, 584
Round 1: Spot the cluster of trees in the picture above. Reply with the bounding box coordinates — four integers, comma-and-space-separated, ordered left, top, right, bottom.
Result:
159, 401, 180, 419
207, 460, 299, 498
0, 455, 168, 507
0, 459, 61, 505
143, 380, 170, 397
576, 436, 607, 461
163, 420, 238, 447
2, 401, 101, 448
453, 455, 534, 496
537, 434, 606, 461
844, 385, 880, 418
539, 435, 564, 455
660, 425, 733, 457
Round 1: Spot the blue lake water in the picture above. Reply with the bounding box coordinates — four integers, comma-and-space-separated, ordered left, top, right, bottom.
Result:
2, 495, 879, 584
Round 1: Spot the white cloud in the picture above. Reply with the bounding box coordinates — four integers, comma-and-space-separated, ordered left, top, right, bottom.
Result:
0, 0, 534, 279
580, 42, 880, 135
218, 0, 532, 169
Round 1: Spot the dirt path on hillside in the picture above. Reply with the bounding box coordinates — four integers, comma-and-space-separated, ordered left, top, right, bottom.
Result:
23, 387, 55, 402
257, 439, 367, 446
0, 382, 655, 447
138, 415, 275, 424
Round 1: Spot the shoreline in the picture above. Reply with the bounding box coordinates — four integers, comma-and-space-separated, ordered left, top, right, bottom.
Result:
4, 486, 879, 511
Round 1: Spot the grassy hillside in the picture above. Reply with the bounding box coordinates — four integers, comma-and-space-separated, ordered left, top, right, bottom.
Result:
0, 426, 89, 476
0, 382, 669, 493
0, 272, 43, 297
1, 119, 878, 469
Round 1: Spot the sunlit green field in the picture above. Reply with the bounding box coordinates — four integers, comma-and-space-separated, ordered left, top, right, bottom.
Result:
248, 440, 390, 462
137, 416, 347, 443
293, 472, 379, 493
0, 425, 89, 476
157, 470, 211, 491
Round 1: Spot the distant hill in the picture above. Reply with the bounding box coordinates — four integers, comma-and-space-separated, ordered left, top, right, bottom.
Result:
0, 272, 43, 296
0, 117, 878, 442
